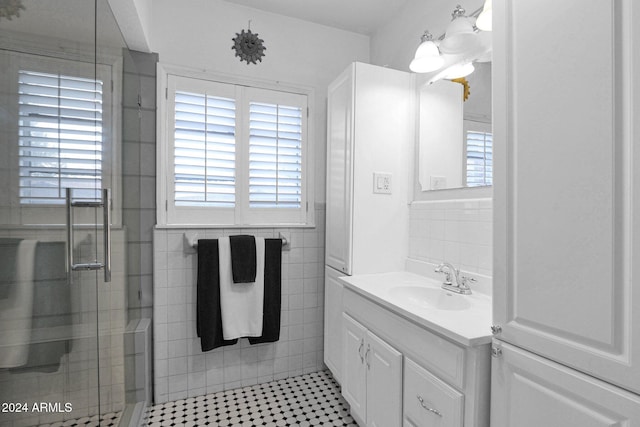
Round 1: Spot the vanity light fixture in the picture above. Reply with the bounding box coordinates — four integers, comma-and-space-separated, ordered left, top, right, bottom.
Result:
442, 62, 475, 79
475, 0, 493, 31
409, 31, 445, 73
409, 3, 492, 81
440, 5, 479, 55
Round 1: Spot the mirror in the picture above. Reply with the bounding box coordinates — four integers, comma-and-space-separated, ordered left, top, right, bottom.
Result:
418, 61, 492, 191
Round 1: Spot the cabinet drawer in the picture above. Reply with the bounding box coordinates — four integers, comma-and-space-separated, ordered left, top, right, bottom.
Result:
404, 358, 464, 427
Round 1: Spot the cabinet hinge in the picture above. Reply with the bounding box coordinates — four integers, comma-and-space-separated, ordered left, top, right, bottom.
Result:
491, 325, 502, 335
491, 345, 503, 358
307, 107, 309, 117
165, 87, 168, 99
165, 200, 168, 211
306, 201, 309, 212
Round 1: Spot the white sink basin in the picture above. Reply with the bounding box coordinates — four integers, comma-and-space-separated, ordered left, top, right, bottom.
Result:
389, 286, 472, 311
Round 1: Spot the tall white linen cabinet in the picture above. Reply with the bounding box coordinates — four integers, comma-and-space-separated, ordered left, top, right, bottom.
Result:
324, 62, 413, 382
491, 0, 640, 425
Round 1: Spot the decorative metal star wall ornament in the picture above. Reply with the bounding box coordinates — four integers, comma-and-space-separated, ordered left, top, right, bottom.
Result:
0, 0, 25, 21
232, 28, 266, 65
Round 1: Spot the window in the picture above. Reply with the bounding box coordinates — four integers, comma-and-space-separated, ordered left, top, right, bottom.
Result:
464, 121, 493, 187
0, 50, 119, 226
248, 94, 303, 210
173, 90, 236, 208
18, 70, 104, 204
159, 70, 313, 227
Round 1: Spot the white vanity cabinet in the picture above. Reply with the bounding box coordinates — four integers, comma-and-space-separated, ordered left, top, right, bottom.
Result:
342, 313, 403, 427
339, 280, 491, 427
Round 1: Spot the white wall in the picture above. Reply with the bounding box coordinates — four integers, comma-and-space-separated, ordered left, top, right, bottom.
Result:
150, 0, 370, 203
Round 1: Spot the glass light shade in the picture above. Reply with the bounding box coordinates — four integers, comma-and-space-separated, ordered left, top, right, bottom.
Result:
440, 17, 479, 54
409, 40, 444, 73
474, 31, 492, 62
476, 0, 493, 31
443, 62, 475, 79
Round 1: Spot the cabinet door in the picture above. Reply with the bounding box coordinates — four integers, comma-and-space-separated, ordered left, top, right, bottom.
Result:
325, 67, 353, 274
493, 0, 640, 392
342, 313, 367, 425
491, 342, 640, 427
324, 266, 344, 382
366, 330, 403, 427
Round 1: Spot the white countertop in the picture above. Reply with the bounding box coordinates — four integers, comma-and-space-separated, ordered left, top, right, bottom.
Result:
339, 271, 493, 346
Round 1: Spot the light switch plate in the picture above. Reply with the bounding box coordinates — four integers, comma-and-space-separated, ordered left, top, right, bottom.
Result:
373, 172, 392, 194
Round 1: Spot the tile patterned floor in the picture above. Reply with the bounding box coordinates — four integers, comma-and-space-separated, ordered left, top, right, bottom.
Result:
38, 411, 121, 427
147, 370, 358, 426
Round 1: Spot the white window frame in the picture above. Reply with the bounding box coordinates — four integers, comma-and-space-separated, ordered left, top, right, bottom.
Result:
157, 64, 315, 228
0, 49, 122, 226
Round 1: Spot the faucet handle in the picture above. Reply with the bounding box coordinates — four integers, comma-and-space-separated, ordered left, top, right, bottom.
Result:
459, 275, 477, 287
434, 265, 453, 284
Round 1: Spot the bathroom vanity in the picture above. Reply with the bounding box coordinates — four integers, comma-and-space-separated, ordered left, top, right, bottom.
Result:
327, 271, 492, 427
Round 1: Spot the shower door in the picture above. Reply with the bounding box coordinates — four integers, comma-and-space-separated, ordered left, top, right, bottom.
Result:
0, 1, 127, 426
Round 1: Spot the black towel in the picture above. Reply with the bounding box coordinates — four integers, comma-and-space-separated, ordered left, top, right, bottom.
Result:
196, 239, 238, 351
229, 235, 257, 283
249, 238, 282, 345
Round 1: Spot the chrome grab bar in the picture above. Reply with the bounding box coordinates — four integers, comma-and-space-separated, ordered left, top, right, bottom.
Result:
65, 188, 112, 283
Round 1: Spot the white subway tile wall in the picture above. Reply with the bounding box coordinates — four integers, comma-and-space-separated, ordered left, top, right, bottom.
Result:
152, 206, 326, 403
408, 199, 493, 277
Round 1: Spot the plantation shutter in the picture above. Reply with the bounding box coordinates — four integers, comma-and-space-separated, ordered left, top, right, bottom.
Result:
466, 130, 493, 187
18, 70, 103, 204
248, 101, 303, 208
164, 74, 310, 226
173, 90, 236, 207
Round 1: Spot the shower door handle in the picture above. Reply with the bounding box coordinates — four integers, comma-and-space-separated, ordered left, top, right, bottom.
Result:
65, 188, 112, 283
102, 188, 111, 283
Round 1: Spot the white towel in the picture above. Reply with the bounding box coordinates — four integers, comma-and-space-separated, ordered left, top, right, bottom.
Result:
0, 239, 37, 368
219, 236, 264, 340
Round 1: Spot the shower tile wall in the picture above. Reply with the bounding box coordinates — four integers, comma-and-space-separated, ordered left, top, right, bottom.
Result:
152, 206, 326, 403
122, 50, 158, 323
408, 199, 493, 276
0, 229, 126, 426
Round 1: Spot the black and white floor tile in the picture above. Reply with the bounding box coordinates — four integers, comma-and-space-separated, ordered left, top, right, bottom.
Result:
147, 370, 358, 427
38, 411, 121, 427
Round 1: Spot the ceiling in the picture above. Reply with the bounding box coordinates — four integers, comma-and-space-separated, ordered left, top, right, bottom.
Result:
222, 0, 411, 35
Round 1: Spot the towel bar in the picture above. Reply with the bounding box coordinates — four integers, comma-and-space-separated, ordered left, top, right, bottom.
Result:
185, 232, 289, 250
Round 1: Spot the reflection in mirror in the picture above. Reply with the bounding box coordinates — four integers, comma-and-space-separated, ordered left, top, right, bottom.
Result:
418, 62, 492, 191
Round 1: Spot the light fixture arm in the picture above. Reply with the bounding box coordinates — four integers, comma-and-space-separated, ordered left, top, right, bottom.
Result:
420, 30, 434, 43
451, 5, 467, 20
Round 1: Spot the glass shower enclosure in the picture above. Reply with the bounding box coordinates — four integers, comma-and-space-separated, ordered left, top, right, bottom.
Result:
0, 1, 146, 425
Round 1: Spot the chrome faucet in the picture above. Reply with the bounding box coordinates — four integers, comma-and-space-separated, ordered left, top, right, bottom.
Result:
434, 262, 475, 295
